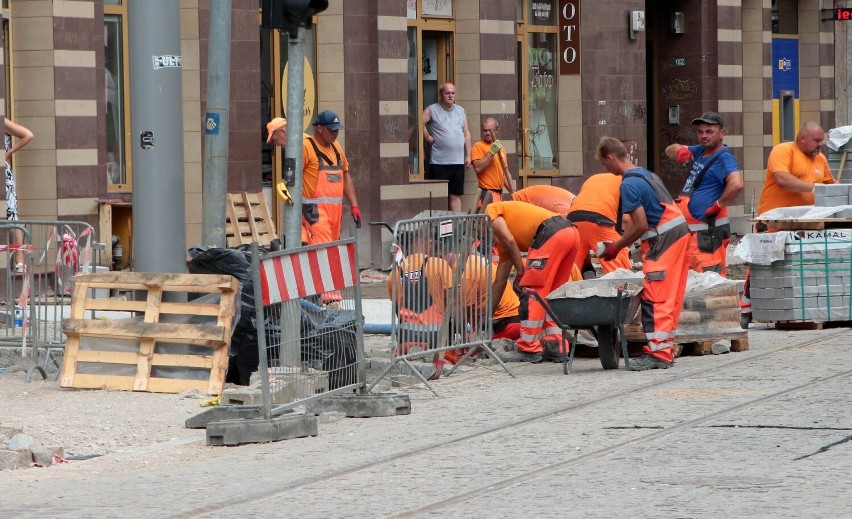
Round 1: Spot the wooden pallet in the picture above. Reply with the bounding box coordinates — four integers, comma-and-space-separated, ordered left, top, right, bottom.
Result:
773, 320, 852, 331
60, 272, 239, 395
625, 323, 748, 354
225, 192, 278, 247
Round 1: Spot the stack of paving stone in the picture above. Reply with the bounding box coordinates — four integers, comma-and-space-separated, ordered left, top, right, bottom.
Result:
750, 229, 852, 323
814, 184, 852, 217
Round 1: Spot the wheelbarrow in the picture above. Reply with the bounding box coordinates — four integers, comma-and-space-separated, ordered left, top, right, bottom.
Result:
525, 277, 642, 374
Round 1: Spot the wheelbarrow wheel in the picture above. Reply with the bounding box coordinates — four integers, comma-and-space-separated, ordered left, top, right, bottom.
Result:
596, 325, 620, 370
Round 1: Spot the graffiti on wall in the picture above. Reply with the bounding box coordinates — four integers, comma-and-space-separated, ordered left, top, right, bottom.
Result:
663, 78, 698, 100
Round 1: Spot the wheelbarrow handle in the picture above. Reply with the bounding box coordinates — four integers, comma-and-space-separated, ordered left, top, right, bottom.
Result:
524, 288, 571, 331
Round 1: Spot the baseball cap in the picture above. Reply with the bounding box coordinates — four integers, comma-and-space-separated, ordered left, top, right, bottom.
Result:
691, 112, 724, 128
266, 117, 286, 143
314, 110, 344, 130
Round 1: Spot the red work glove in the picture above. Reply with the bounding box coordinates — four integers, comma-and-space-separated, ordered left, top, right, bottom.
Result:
351, 206, 362, 229
598, 242, 619, 261
676, 146, 692, 165
704, 201, 722, 219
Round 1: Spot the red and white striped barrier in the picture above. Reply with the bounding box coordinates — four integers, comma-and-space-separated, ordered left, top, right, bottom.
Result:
259, 242, 357, 305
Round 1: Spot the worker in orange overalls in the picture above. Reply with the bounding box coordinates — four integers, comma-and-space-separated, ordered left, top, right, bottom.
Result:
664, 112, 743, 276
301, 110, 361, 245
485, 201, 582, 363
387, 251, 453, 360
511, 185, 575, 216
738, 121, 835, 327
566, 172, 632, 274
300, 110, 361, 305
471, 117, 514, 212
596, 137, 690, 370
451, 252, 523, 342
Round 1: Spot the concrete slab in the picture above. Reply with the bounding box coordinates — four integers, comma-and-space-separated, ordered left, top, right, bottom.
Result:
185, 405, 265, 429
305, 393, 411, 418
205, 413, 318, 446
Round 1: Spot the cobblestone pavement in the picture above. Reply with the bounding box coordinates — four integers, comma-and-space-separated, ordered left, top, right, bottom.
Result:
1, 324, 850, 518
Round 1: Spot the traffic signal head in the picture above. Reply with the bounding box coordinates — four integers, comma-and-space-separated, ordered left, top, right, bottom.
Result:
261, 0, 329, 31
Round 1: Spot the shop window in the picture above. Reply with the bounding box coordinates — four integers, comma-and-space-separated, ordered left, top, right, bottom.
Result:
105, 2, 131, 191
527, 32, 557, 171
517, 0, 559, 177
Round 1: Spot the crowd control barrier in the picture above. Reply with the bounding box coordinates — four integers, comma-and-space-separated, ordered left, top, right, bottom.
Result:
368, 214, 512, 395
0, 220, 98, 380
251, 236, 366, 417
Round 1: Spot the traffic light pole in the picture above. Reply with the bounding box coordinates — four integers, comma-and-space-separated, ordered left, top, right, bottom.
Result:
281, 27, 306, 250
202, 0, 233, 248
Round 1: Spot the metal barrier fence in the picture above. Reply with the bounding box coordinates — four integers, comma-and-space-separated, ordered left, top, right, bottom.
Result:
368, 214, 512, 395
0, 220, 99, 380
252, 236, 366, 418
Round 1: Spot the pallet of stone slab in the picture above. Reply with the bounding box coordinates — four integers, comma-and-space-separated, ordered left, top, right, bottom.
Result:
59, 272, 239, 394
225, 192, 278, 248
624, 323, 748, 354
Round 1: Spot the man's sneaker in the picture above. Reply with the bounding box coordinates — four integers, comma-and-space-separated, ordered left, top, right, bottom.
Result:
627, 354, 672, 371
497, 350, 543, 363
739, 312, 752, 329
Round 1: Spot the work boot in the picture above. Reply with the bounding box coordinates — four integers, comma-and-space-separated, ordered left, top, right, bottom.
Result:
497, 350, 543, 363
541, 340, 569, 363
739, 312, 752, 329
627, 354, 672, 371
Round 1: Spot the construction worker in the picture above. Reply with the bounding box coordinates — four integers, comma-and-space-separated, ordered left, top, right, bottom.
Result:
665, 112, 744, 275
739, 121, 835, 327
387, 251, 453, 358
471, 117, 514, 212
566, 173, 632, 274
301, 110, 361, 245
485, 201, 582, 363
596, 137, 690, 371
511, 185, 575, 216
450, 251, 523, 341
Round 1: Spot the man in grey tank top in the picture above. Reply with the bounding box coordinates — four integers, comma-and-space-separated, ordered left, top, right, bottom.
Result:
423, 83, 471, 212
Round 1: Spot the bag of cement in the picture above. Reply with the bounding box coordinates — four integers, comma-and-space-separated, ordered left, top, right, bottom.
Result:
678, 271, 741, 333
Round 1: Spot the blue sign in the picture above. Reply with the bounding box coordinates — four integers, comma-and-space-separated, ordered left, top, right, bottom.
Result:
771, 38, 799, 98
205, 112, 220, 135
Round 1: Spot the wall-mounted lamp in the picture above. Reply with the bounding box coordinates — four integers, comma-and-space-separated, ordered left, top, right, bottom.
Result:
628, 10, 645, 40
671, 12, 685, 34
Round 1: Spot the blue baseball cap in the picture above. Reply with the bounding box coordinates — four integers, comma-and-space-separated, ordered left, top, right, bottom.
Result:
314, 110, 344, 130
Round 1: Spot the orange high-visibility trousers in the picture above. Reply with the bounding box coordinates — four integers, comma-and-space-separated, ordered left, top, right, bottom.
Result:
517, 224, 581, 354
676, 198, 730, 276
640, 233, 690, 363
570, 219, 632, 274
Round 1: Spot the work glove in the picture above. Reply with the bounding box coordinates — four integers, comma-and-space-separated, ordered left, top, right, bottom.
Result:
489, 141, 503, 156
704, 201, 722, 219
676, 146, 692, 165
275, 181, 293, 204
598, 242, 619, 261
351, 206, 362, 229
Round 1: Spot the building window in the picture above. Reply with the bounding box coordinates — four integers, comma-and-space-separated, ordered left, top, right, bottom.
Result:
407, 4, 455, 179
105, 2, 131, 190
517, 0, 559, 177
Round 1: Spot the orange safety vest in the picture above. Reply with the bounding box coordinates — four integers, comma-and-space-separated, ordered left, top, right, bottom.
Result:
395, 257, 444, 353
302, 137, 345, 245
620, 171, 689, 260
